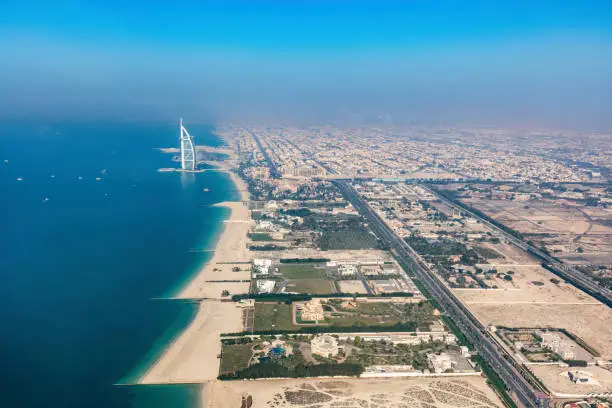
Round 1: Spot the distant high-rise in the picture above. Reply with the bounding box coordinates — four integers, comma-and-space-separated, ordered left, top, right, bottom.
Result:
179, 118, 196, 171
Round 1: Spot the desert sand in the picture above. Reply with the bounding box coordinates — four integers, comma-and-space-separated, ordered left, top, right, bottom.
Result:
529, 365, 612, 397
203, 376, 504, 408
451, 261, 612, 358
470, 303, 612, 358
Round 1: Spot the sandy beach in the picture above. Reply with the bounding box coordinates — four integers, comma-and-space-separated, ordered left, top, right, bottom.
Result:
138, 201, 250, 384
228, 170, 250, 202
139, 300, 243, 384
176, 200, 251, 300
176, 144, 251, 300
139, 146, 252, 385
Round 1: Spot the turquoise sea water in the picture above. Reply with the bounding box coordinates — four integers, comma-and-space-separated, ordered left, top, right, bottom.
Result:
0, 120, 237, 408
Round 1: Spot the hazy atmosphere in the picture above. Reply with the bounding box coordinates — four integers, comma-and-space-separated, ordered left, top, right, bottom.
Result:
2, 3, 612, 408
1, 1, 611, 129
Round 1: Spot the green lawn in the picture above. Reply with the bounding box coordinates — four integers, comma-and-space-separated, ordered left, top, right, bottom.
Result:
219, 343, 253, 374
248, 232, 274, 242
286, 279, 335, 294
328, 314, 387, 326
254, 303, 299, 331
278, 264, 327, 279
325, 300, 435, 328
252, 299, 434, 332
319, 229, 380, 250
353, 302, 397, 316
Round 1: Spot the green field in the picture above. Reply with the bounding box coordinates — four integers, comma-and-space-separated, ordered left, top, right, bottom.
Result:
278, 264, 327, 279
278, 264, 334, 294
219, 343, 253, 374
248, 232, 274, 242
325, 299, 435, 329
251, 299, 436, 333
286, 278, 335, 294
319, 230, 380, 250
253, 303, 299, 331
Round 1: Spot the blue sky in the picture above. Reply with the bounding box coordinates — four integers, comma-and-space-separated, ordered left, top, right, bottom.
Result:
1, 1, 611, 128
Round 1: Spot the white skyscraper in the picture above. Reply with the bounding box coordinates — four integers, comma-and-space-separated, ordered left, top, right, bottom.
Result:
179, 118, 196, 171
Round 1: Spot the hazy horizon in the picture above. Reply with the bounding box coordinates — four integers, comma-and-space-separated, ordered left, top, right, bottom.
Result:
1, 1, 611, 131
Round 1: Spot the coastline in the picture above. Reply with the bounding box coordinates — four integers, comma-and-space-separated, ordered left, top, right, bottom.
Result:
136, 147, 252, 401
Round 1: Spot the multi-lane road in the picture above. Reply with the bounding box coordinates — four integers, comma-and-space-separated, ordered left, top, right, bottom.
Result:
422, 185, 612, 307
246, 129, 282, 178
335, 180, 547, 408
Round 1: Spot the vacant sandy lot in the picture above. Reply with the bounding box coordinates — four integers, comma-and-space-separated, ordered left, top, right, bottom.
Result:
529, 365, 612, 397
339, 280, 369, 294
455, 265, 600, 304
464, 198, 612, 264
204, 376, 504, 408
478, 241, 538, 264
452, 259, 611, 358
470, 303, 611, 358
464, 199, 591, 235
252, 248, 395, 263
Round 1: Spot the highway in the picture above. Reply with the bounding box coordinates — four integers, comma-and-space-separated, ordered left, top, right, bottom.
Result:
334, 180, 547, 408
422, 185, 612, 307
246, 128, 282, 178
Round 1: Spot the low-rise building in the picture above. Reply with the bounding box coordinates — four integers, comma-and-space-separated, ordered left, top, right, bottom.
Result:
541, 332, 576, 360
256, 279, 276, 294
338, 263, 358, 276
427, 352, 454, 374
253, 258, 272, 275
297, 299, 325, 321
311, 334, 340, 358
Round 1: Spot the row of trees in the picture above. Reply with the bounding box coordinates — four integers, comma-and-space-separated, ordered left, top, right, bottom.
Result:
222, 321, 422, 337
280, 257, 330, 263
231, 291, 415, 302
218, 361, 363, 380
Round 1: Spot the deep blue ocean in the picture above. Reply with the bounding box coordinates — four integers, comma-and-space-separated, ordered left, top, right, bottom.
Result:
0, 120, 237, 408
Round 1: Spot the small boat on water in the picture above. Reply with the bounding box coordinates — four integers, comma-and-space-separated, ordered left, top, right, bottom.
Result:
16, 177, 23, 181
203, 188, 210, 192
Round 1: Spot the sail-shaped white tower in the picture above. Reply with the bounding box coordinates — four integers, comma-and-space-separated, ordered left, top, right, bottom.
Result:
179, 118, 196, 171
